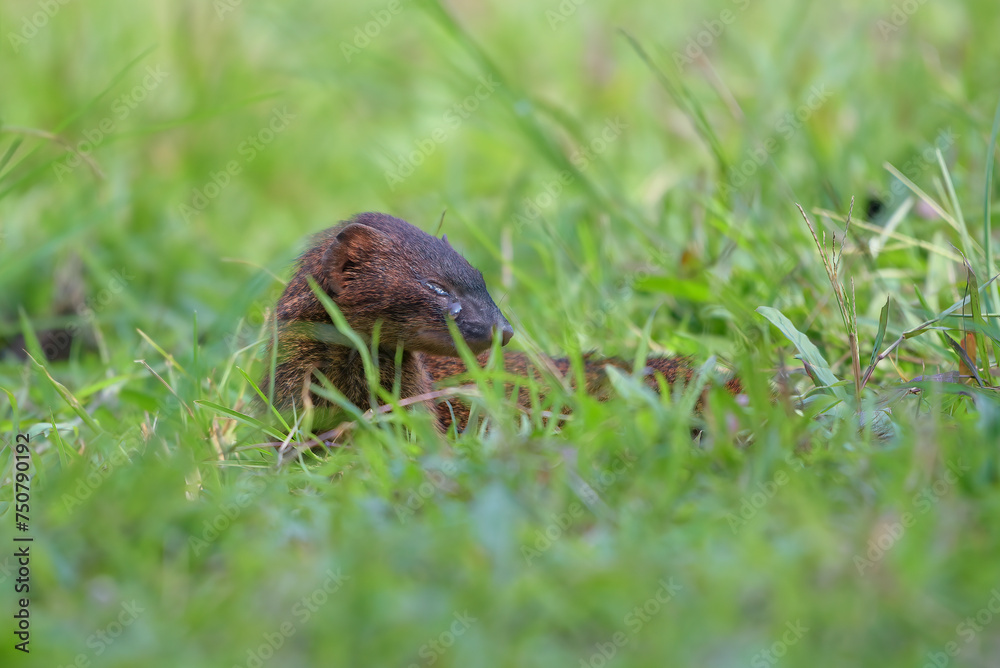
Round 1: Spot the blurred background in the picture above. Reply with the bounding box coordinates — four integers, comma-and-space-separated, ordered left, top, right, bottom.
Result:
2, 0, 1000, 666
3, 0, 996, 362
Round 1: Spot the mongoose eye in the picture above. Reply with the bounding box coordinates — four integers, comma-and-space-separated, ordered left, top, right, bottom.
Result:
425, 282, 450, 297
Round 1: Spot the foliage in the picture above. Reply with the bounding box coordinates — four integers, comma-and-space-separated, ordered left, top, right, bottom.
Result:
2, 0, 1000, 666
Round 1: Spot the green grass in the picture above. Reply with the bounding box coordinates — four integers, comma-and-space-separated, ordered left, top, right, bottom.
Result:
3, 0, 1000, 665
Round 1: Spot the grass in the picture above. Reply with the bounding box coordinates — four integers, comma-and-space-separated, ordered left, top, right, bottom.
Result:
2, 0, 1000, 665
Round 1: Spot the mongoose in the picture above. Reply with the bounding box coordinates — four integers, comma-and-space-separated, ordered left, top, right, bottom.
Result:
261, 212, 739, 433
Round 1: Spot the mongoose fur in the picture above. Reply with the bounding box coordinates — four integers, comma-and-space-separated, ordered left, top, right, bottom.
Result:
260, 212, 739, 432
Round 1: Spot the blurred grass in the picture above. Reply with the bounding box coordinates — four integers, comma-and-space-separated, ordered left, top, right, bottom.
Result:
2, 0, 1000, 666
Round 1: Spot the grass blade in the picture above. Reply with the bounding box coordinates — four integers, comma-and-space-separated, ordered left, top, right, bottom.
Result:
983, 93, 1000, 369
944, 334, 984, 387
0, 136, 24, 176
756, 306, 844, 397
195, 400, 286, 442
237, 365, 291, 432
964, 258, 994, 382
620, 30, 729, 177
862, 295, 892, 390
26, 353, 103, 433
136, 328, 188, 376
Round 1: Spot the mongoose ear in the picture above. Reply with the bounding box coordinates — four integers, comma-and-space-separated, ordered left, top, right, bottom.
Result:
321, 223, 382, 295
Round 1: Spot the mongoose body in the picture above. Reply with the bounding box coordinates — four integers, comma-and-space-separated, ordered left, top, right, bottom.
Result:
261, 212, 737, 432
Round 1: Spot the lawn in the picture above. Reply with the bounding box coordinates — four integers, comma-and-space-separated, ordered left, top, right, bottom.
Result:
2, 0, 1000, 666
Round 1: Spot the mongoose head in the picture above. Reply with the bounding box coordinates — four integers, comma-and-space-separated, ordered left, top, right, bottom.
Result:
293, 212, 513, 356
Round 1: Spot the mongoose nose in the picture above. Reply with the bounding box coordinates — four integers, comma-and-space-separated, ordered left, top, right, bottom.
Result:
500, 322, 514, 346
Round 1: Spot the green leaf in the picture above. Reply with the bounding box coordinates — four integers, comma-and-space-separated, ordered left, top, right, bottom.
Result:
914, 283, 933, 316
634, 275, 713, 302
136, 328, 188, 376
237, 365, 291, 432
982, 92, 1000, 367
620, 30, 729, 176
869, 295, 891, 369
756, 306, 844, 397
0, 136, 24, 176
194, 400, 285, 441
118, 388, 161, 413
631, 307, 657, 377
17, 307, 46, 363
26, 353, 103, 434
943, 334, 984, 387
306, 277, 375, 387
76, 373, 135, 399
1, 387, 18, 435
964, 258, 992, 380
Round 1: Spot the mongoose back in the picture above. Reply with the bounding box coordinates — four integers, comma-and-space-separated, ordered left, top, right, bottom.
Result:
261, 212, 739, 432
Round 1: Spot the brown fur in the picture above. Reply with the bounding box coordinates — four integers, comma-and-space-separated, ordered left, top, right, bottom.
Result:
261, 212, 739, 433
424, 352, 742, 431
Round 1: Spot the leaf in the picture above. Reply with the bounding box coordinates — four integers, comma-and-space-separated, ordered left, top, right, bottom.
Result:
963, 258, 994, 381
194, 400, 286, 441
0, 136, 24, 176
620, 30, 729, 176
756, 306, 844, 397
136, 328, 188, 376
869, 296, 890, 369
944, 334, 984, 387
631, 307, 657, 377
938, 152, 975, 265
118, 388, 161, 413
679, 356, 718, 415
982, 92, 1000, 369
604, 365, 659, 408
306, 277, 374, 381
633, 275, 713, 302
237, 365, 290, 432
26, 353, 103, 434
959, 332, 977, 379
1, 388, 19, 435
913, 283, 933, 315
17, 307, 46, 363
192, 310, 200, 372
901, 274, 999, 341
76, 373, 135, 399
